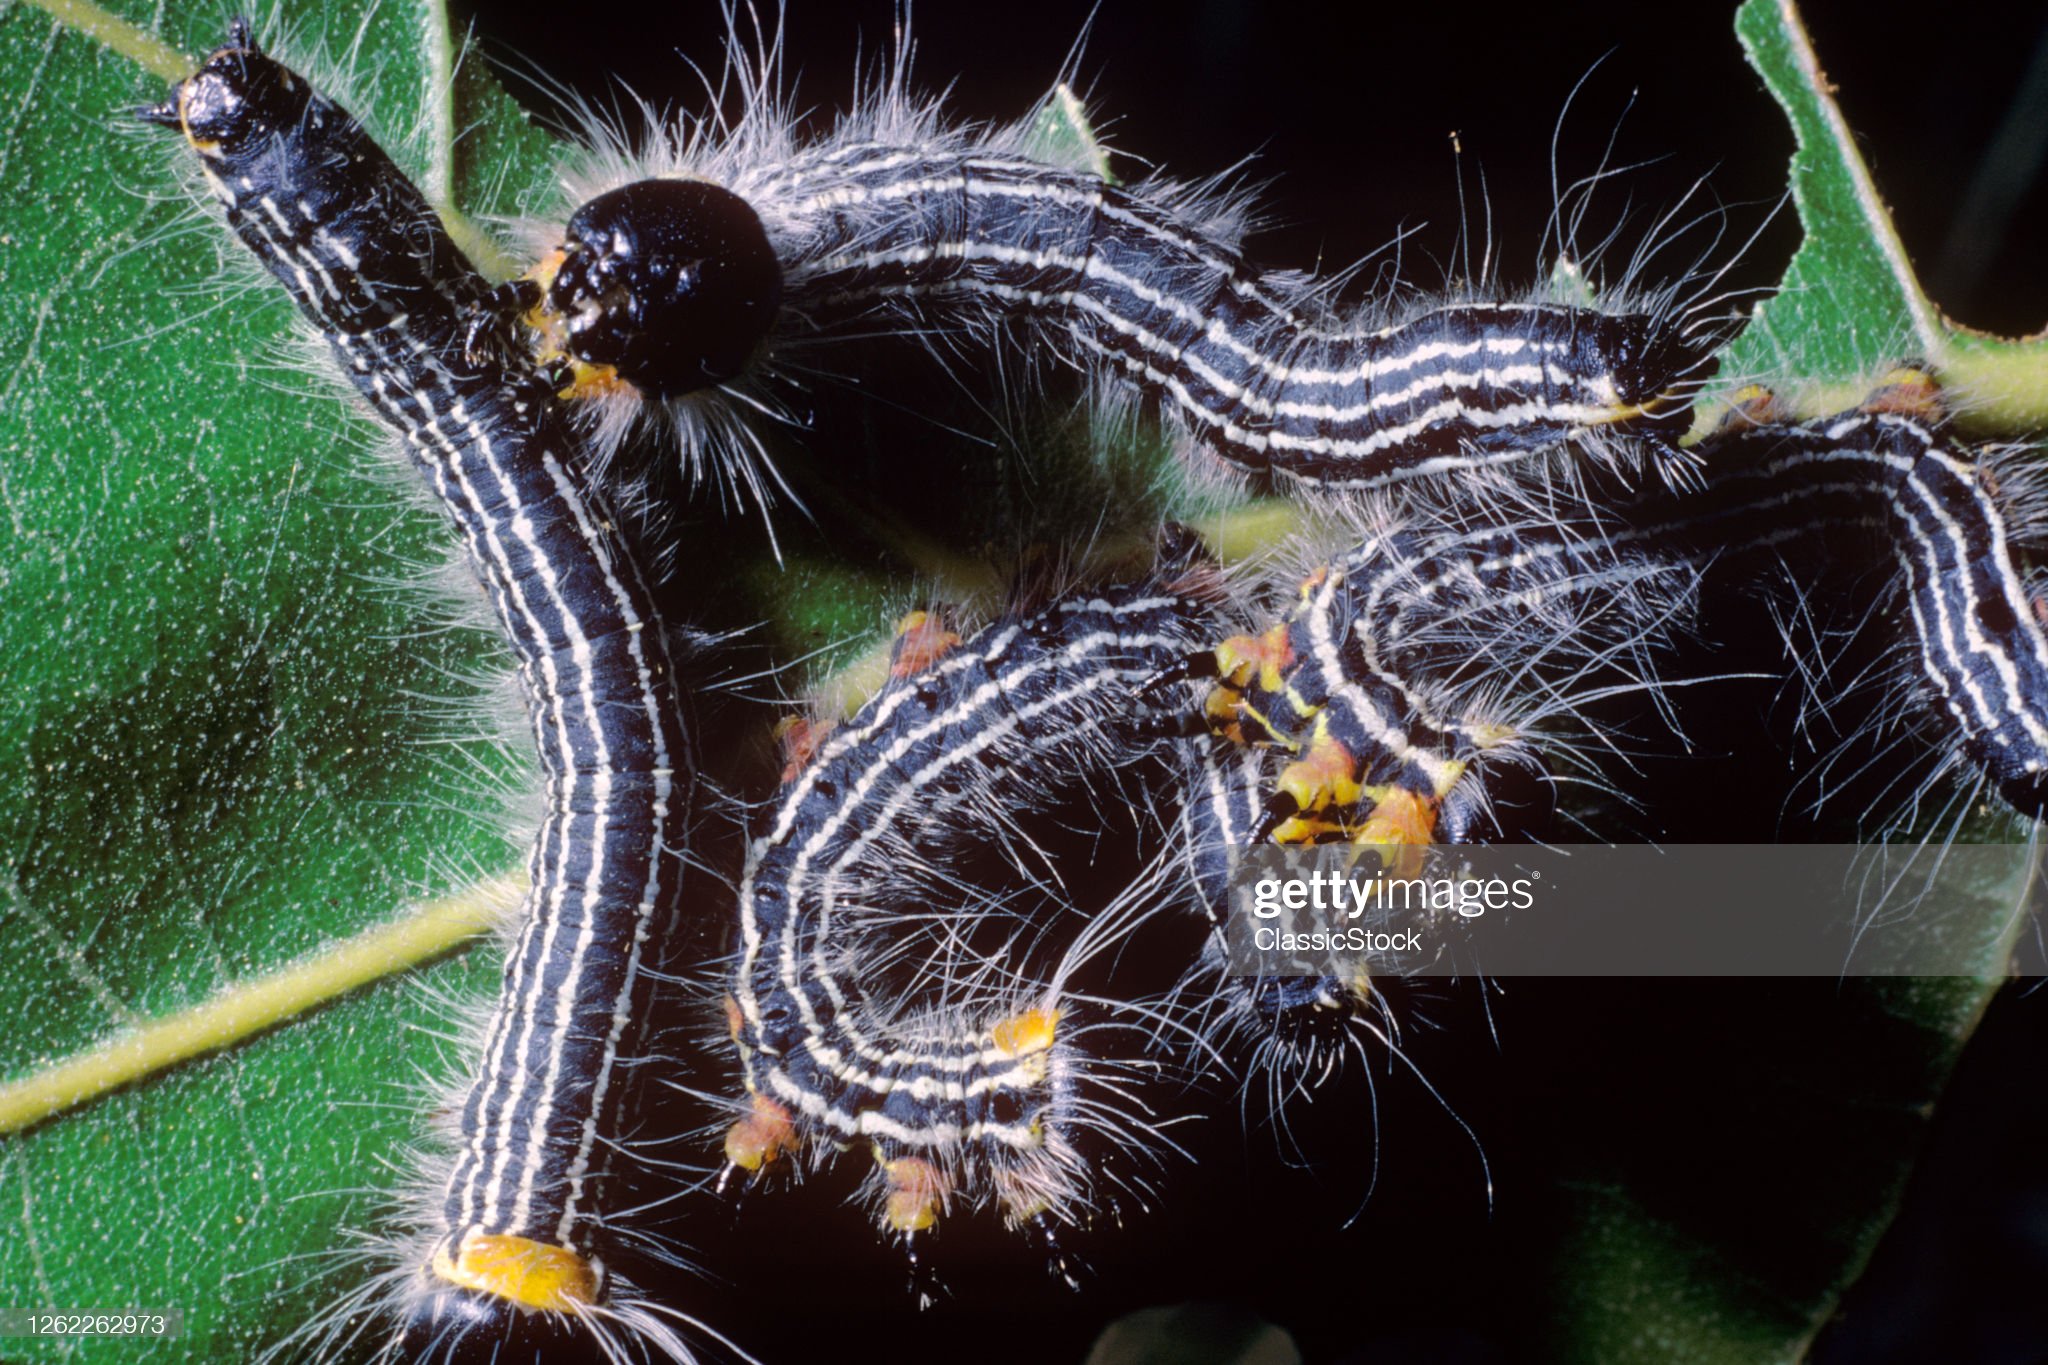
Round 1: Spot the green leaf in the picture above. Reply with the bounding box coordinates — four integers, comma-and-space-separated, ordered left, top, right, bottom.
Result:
1725, 0, 2048, 431
1023, 83, 1114, 182
1519, 945, 2028, 1363
1724, 0, 1946, 385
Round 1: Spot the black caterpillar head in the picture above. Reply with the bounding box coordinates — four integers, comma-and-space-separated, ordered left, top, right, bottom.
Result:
1600, 311, 1720, 420
543, 178, 784, 399
136, 19, 310, 161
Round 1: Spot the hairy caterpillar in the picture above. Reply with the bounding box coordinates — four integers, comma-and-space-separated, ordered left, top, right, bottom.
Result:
1162, 496, 1694, 1112
141, 25, 718, 1363
469, 19, 1725, 509
725, 560, 1222, 1246
1173, 736, 1493, 1194
1176, 739, 1390, 1076
1618, 374, 2048, 820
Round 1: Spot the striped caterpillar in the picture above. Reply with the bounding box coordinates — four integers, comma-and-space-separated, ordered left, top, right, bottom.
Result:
471, 22, 1724, 508
1176, 740, 1392, 1083
141, 25, 719, 1363
1614, 373, 2048, 822
1174, 738, 1488, 1164
1167, 498, 1694, 1111
725, 558, 1223, 1248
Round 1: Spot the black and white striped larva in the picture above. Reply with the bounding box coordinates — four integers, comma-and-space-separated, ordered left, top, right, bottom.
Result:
724, 562, 1222, 1247
468, 29, 1723, 507
1173, 737, 1472, 1130
1621, 373, 2048, 820
1175, 738, 1395, 1081
142, 24, 717, 1363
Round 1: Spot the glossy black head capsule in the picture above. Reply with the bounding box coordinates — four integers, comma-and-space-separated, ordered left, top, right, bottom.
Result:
546, 179, 783, 399
135, 18, 309, 160
1597, 311, 1720, 427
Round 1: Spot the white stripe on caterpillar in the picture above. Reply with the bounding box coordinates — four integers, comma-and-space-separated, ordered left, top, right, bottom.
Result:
142, 24, 724, 1364
1172, 501, 1688, 1069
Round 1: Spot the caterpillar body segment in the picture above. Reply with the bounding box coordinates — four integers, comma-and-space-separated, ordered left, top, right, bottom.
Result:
1166, 501, 1691, 1098
145, 26, 713, 1363
1154, 501, 1696, 1129
1888, 443, 2048, 814
1177, 740, 1383, 1065
1178, 742, 1318, 1055
727, 575, 1225, 1239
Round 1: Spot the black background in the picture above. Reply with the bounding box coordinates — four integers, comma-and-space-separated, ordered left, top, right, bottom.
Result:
448, 4, 2048, 1362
